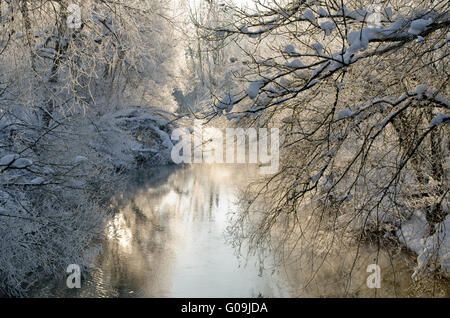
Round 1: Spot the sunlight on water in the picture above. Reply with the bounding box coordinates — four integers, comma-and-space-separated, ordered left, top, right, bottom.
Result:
160, 190, 179, 208
66, 165, 292, 297
107, 214, 132, 251
33, 165, 442, 298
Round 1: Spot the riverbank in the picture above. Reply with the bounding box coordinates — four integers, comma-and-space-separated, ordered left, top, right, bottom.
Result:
0, 106, 177, 297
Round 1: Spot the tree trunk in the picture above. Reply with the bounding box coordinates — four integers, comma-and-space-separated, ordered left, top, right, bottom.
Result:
43, 1, 69, 127
19, 0, 37, 72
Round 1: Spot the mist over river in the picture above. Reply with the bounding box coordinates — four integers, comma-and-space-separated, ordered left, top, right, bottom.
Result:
34, 165, 448, 297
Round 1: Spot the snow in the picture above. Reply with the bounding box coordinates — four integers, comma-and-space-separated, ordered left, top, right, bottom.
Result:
389, 19, 408, 32
431, 114, 450, 126
217, 93, 236, 112
384, 7, 393, 20
294, 70, 311, 80
415, 84, 427, 99
246, 81, 265, 99
239, 25, 249, 33
285, 59, 304, 68
303, 9, 316, 23
284, 44, 298, 55
337, 108, 353, 120
0, 0, 182, 297
110, 107, 176, 166
312, 43, 323, 54
318, 7, 328, 17
0, 154, 18, 166
75, 156, 88, 164
397, 212, 450, 279
408, 18, 433, 35
278, 9, 288, 18
30, 177, 45, 185
311, 170, 323, 183
11, 158, 33, 169
347, 29, 369, 53
320, 21, 335, 36
306, 79, 320, 88
279, 77, 292, 87
434, 94, 450, 107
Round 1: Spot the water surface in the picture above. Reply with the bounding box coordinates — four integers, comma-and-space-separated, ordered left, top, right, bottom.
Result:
36, 165, 448, 297
39, 165, 290, 297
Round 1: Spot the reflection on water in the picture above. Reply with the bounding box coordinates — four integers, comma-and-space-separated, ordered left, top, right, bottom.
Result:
38, 165, 290, 297
35, 165, 448, 298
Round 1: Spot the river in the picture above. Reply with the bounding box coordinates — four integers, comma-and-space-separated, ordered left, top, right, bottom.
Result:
35, 165, 449, 297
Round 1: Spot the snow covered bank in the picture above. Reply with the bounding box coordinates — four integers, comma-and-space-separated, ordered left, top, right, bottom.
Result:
0, 106, 177, 296
397, 212, 449, 279
335, 205, 449, 279
335, 204, 449, 279
88, 107, 176, 171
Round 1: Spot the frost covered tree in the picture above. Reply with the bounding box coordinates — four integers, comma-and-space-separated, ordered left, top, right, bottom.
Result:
199, 0, 449, 284
0, 0, 180, 296
174, 0, 247, 115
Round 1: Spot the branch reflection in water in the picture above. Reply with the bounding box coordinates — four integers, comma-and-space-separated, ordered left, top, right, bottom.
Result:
36, 165, 447, 297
